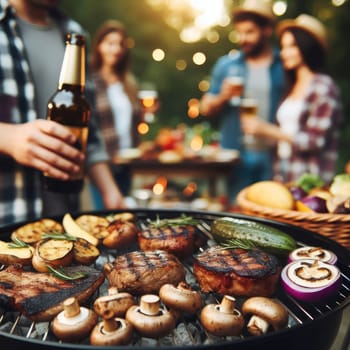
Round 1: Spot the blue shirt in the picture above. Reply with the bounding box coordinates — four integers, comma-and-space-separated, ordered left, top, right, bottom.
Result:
208, 50, 284, 150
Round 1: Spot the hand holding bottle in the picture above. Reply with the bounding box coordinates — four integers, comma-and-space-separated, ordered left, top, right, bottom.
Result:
6, 119, 84, 179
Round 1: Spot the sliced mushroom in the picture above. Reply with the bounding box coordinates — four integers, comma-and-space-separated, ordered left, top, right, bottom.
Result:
242, 296, 289, 336
126, 294, 177, 338
93, 288, 135, 319
159, 282, 202, 314
51, 297, 98, 342
200, 295, 245, 337
90, 317, 133, 346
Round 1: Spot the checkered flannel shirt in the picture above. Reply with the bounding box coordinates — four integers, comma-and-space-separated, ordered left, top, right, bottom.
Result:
0, 0, 107, 225
273, 73, 343, 184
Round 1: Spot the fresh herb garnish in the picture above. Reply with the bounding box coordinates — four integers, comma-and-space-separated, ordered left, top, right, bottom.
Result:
47, 265, 88, 281
220, 238, 258, 251
7, 237, 29, 249
42, 232, 77, 241
146, 214, 200, 228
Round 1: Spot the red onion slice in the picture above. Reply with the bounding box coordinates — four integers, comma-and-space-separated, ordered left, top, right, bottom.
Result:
288, 246, 337, 265
281, 259, 341, 302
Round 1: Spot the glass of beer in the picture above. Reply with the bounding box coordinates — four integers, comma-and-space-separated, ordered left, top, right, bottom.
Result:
138, 89, 158, 123
227, 76, 244, 106
240, 98, 258, 144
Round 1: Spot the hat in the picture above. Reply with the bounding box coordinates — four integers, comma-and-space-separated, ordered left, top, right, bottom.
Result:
232, 0, 275, 24
276, 14, 328, 51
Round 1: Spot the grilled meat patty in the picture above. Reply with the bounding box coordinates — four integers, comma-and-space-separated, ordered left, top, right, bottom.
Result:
104, 250, 186, 295
193, 247, 281, 297
0, 265, 104, 321
138, 225, 198, 257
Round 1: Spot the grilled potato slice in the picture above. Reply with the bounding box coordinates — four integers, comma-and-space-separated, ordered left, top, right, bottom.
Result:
73, 238, 100, 265
32, 238, 74, 273
11, 219, 64, 244
62, 213, 99, 246
0, 240, 34, 266
107, 212, 136, 222
75, 214, 109, 240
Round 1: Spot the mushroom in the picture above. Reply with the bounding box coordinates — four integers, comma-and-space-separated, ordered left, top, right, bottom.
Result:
51, 297, 98, 342
125, 294, 177, 338
159, 282, 202, 314
90, 316, 133, 346
242, 296, 289, 336
200, 295, 245, 337
93, 287, 135, 319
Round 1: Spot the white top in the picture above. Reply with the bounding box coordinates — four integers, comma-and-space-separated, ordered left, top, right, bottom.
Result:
107, 82, 133, 149
276, 98, 304, 158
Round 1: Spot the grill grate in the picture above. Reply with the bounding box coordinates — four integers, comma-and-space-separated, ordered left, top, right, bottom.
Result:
0, 210, 349, 349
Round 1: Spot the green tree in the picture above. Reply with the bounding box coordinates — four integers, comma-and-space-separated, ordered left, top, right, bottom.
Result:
62, 0, 350, 172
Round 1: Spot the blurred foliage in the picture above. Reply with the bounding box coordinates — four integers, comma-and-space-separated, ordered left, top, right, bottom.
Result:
61, 0, 350, 172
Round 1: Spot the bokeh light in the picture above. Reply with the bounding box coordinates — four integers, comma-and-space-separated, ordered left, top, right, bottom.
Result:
152, 48, 165, 61
192, 52, 206, 65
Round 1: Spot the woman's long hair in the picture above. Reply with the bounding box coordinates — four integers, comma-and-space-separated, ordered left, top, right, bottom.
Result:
91, 20, 138, 104
91, 20, 130, 78
281, 27, 327, 95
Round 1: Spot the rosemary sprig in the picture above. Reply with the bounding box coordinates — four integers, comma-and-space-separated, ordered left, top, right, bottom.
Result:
47, 265, 88, 281
146, 214, 200, 228
42, 232, 77, 241
219, 238, 258, 251
7, 237, 29, 249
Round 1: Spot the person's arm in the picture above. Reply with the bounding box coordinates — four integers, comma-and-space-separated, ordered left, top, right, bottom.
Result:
241, 117, 293, 144
0, 120, 83, 179
87, 162, 126, 209
200, 78, 236, 117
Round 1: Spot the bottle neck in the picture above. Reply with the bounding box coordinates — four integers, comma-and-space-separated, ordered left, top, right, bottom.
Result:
58, 43, 85, 88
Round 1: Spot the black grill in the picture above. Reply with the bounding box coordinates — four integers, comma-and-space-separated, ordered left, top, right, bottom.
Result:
0, 209, 349, 350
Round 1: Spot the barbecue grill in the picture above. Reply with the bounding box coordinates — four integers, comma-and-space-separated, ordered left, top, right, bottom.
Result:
0, 209, 349, 350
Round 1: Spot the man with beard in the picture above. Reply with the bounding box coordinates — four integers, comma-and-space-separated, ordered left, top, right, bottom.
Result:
200, 0, 284, 206
0, 0, 126, 225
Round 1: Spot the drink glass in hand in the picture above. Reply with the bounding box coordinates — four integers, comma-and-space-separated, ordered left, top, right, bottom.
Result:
227, 76, 244, 106
138, 90, 158, 123
240, 98, 258, 145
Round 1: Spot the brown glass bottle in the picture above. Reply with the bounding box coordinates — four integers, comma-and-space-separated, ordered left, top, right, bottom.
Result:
43, 33, 91, 193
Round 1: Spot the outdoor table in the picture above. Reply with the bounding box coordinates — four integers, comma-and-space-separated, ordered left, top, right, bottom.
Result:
113, 150, 240, 197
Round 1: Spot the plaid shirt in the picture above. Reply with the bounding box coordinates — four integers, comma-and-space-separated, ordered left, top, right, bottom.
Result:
273, 74, 343, 184
92, 73, 141, 159
0, 0, 108, 225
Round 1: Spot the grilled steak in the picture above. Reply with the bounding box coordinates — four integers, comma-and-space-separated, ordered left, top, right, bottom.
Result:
193, 247, 281, 297
138, 225, 198, 257
0, 265, 104, 321
104, 250, 186, 295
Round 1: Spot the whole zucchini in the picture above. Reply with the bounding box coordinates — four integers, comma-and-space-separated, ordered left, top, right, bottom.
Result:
211, 217, 297, 256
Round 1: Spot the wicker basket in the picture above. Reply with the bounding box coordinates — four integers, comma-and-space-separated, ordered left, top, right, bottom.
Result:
236, 189, 350, 250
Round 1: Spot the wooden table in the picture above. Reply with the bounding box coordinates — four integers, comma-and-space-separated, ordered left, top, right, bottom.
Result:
114, 151, 240, 197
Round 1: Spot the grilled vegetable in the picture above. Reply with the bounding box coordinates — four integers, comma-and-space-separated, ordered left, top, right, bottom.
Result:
75, 215, 110, 240
281, 259, 341, 302
11, 218, 64, 244
0, 240, 34, 266
62, 213, 99, 246
32, 238, 74, 272
211, 217, 297, 256
73, 238, 100, 265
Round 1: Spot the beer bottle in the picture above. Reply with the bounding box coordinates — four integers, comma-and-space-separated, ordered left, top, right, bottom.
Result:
43, 33, 91, 193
